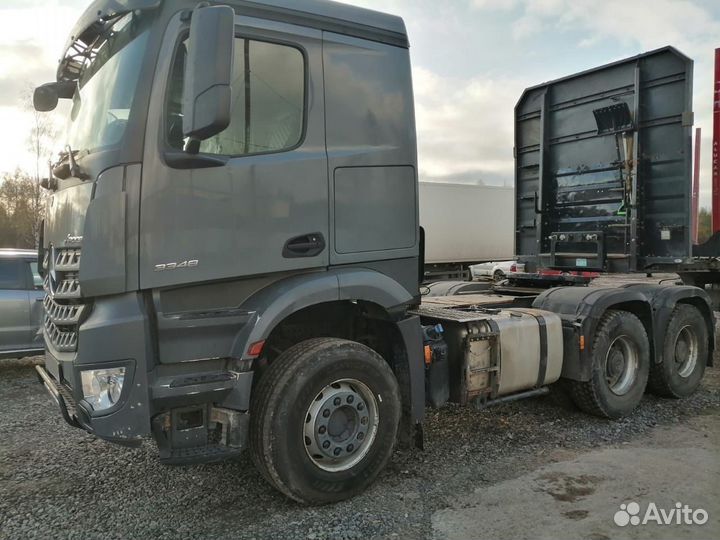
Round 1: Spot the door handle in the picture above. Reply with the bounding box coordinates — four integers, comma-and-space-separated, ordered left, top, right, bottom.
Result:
283, 233, 325, 258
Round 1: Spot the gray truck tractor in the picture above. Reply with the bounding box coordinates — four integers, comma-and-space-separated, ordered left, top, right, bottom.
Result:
34, 0, 714, 504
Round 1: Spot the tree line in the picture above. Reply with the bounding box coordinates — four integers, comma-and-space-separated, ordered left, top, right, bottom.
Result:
0, 88, 55, 249
0, 170, 45, 249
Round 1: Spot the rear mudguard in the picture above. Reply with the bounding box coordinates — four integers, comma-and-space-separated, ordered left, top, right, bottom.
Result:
533, 284, 715, 382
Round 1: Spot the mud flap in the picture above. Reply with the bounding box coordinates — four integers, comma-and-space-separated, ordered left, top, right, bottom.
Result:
395, 315, 425, 449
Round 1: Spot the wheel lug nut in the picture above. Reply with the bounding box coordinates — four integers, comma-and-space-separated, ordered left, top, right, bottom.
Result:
333, 397, 341, 406
318, 426, 326, 434
357, 432, 364, 440
360, 417, 368, 425
334, 447, 341, 456
323, 441, 330, 449
323, 409, 330, 418
346, 444, 354, 452
347, 395, 354, 404
357, 403, 364, 411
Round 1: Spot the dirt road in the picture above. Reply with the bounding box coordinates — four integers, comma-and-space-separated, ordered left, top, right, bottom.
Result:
1, 275, 718, 539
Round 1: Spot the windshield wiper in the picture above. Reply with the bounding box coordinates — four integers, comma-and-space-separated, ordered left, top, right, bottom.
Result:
52, 145, 90, 180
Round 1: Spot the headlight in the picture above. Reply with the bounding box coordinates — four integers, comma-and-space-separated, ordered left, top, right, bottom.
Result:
80, 367, 126, 411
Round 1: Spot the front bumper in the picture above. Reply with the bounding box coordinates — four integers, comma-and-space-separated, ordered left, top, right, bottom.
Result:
36, 364, 84, 430
38, 292, 254, 461
40, 292, 153, 443
38, 352, 146, 445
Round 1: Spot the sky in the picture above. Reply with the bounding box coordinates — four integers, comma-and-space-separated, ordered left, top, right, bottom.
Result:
0, 0, 718, 207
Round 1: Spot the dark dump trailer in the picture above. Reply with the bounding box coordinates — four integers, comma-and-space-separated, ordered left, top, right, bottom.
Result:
514, 46, 719, 293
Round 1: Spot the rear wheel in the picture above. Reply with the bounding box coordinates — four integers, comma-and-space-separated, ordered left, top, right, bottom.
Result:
249, 338, 401, 504
493, 270, 505, 282
647, 304, 707, 398
570, 310, 650, 419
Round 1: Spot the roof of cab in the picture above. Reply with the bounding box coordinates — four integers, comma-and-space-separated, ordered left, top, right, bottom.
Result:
0, 249, 37, 259
63, 0, 408, 69
235, 0, 408, 46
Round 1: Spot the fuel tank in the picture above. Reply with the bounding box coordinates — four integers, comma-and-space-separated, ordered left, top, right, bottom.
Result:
416, 305, 564, 404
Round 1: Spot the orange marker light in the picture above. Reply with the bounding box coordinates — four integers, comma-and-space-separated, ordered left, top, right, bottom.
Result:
579, 335, 585, 351
247, 340, 266, 358
424, 345, 433, 366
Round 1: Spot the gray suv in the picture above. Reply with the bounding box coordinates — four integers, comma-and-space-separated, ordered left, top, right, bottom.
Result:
0, 249, 44, 359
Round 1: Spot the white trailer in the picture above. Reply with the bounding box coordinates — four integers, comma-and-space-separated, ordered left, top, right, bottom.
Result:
419, 182, 514, 279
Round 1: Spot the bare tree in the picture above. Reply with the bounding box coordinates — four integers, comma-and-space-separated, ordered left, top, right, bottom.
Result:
24, 85, 60, 174
21, 85, 57, 246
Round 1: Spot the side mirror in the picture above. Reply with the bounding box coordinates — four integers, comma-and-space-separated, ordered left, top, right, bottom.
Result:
33, 81, 76, 112
182, 5, 235, 152
33, 84, 59, 112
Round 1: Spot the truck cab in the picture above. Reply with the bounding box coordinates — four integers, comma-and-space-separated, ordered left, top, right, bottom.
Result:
35, 0, 714, 505
36, 0, 424, 503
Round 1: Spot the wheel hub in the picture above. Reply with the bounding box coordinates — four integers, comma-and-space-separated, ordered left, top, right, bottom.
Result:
304, 379, 378, 472
674, 326, 698, 378
605, 335, 639, 396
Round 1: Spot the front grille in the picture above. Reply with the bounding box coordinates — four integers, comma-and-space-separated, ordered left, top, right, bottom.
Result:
44, 317, 78, 351
43, 246, 87, 353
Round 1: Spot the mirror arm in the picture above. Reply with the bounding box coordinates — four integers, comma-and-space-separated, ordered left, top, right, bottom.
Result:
165, 151, 228, 169
184, 139, 201, 154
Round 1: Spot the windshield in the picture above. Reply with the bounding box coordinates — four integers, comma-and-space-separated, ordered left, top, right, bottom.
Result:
66, 13, 150, 153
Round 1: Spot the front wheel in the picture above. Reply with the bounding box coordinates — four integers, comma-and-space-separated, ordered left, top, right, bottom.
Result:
249, 338, 401, 504
569, 310, 650, 419
647, 304, 708, 398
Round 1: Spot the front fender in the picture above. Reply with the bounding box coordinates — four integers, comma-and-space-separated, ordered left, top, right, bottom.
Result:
232, 268, 415, 359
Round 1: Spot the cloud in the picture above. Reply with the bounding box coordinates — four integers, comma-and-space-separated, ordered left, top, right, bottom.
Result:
413, 66, 525, 184
470, 0, 520, 10
0, 2, 83, 174
506, 0, 720, 51
0, 42, 52, 107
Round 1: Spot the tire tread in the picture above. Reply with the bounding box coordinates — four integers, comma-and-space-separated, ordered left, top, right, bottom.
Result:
569, 310, 648, 418
647, 304, 707, 398
249, 337, 399, 504
250, 338, 343, 502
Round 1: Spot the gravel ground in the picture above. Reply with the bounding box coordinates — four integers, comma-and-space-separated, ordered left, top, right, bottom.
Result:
1, 276, 718, 539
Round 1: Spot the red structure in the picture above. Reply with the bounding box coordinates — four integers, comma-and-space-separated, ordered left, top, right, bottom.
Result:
693, 127, 701, 244
713, 48, 720, 233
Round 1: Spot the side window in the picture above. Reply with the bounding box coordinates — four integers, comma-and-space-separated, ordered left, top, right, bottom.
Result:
0, 260, 26, 290
166, 37, 305, 156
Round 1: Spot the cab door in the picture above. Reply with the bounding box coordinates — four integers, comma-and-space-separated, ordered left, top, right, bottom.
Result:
0, 259, 31, 353
139, 15, 328, 290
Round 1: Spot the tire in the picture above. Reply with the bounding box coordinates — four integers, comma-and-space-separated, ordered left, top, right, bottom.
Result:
647, 304, 708, 398
493, 270, 505, 283
249, 337, 401, 504
569, 310, 650, 419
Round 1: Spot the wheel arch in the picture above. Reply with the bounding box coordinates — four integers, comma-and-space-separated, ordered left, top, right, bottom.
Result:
621, 284, 715, 367
534, 284, 716, 382
233, 269, 424, 445
534, 287, 654, 381
230, 268, 415, 359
